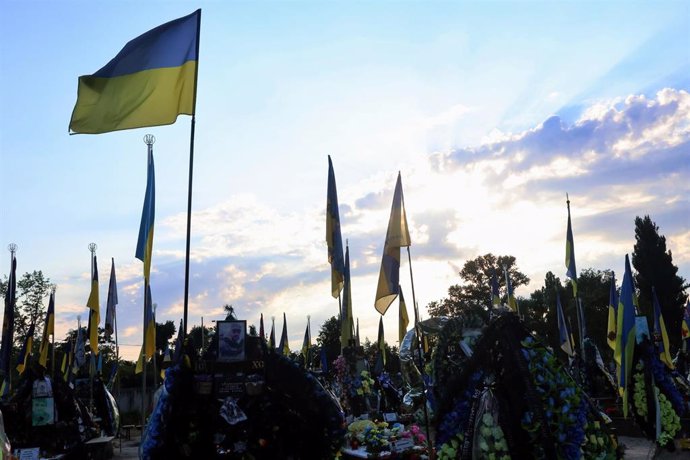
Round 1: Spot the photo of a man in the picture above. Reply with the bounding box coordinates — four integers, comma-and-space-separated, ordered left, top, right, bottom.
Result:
218, 320, 246, 362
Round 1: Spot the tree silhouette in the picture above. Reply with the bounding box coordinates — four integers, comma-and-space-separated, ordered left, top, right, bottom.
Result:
427, 253, 529, 317
632, 215, 689, 352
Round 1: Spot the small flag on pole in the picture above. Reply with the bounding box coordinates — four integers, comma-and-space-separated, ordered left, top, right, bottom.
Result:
1, 254, 17, 392
504, 267, 518, 312
87, 254, 100, 355
269, 318, 276, 351
681, 300, 690, 342
278, 313, 290, 356
398, 286, 409, 343
301, 317, 311, 367
340, 246, 353, 349
104, 258, 118, 340
556, 290, 574, 357
614, 254, 637, 417
69, 10, 201, 134
16, 322, 35, 375
135, 346, 145, 374
259, 313, 265, 342
606, 272, 618, 351
565, 195, 578, 297
491, 271, 501, 307
378, 316, 386, 366
39, 290, 56, 367
652, 287, 674, 369
375, 173, 411, 315
74, 322, 86, 369
326, 156, 345, 298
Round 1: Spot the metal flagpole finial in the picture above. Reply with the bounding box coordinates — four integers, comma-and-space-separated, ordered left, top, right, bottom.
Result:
88, 243, 97, 255
144, 134, 156, 146
7, 243, 17, 256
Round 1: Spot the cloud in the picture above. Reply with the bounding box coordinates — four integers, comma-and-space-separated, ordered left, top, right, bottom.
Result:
431, 88, 689, 184
87, 87, 689, 360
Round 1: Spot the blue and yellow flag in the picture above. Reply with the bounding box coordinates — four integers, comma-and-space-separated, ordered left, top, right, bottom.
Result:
104, 258, 118, 340
87, 255, 100, 355
16, 322, 35, 375
614, 254, 637, 417
682, 300, 690, 342
340, 246, 353, 349
565, 196, 578, 297
606, 272, 618, 351
398, 286, 410, 343
375, 173, 411, 315
74, 322, 86, 369
652, 287, 673, 369
143, 282, 155, 359
556, 290, 574, 357
505, 268, 518, 312
61, 339, 73, 382
326, 156, 345, 298
259, 313, 265, 342
301, 317, 311, 366
278, 313, 290, 356
490, 272, 501, 307
136, 147, 156, 283
39, 290, 56, 367
269, 318, 276, 351
135, 346, 145, 374
1, 255, 17, 384
378, 316, 387, 366
69, 10, 200, 134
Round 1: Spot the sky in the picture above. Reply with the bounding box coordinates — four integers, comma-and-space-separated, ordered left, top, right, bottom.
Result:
1, 0, 689, 361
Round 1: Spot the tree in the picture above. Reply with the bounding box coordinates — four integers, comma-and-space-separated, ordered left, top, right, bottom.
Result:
519, 271, 562, 352
316, 316, 341, 367
427, 254, 529, 317
0, 270, 52, 349
632, 215, 689, 351
575, 268, 613, 357
188, 324, 213, 356
155, 320, 176, 352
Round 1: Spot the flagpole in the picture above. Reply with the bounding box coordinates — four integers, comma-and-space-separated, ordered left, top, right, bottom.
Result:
50, 285, 56, 379
153, 304, 158, 390
141, 136, 153, 430
183, 10, 202, 339
406, 247, 432, 454
88, 243, 96, 417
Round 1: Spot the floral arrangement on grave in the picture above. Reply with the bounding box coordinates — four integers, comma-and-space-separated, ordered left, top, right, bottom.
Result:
347, 420, 427, 454
630, 340, 684, 448
434, 312, 619, 460
334, 351, 375, 416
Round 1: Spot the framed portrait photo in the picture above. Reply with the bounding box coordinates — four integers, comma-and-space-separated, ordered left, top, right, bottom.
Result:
217, 320, 246, 362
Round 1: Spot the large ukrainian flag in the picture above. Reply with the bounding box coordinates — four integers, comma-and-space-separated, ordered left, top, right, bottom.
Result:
375, 173, 411, 315
614, 254, 636, 417
69, 10, 201, 134
136, 147, 155, 282
326, 156, 345, 298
